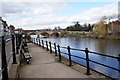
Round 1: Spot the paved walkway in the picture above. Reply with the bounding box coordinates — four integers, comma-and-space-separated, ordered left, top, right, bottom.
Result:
18, 43, 108, 79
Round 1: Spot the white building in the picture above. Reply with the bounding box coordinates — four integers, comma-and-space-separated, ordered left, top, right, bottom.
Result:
0, 17, 10, 36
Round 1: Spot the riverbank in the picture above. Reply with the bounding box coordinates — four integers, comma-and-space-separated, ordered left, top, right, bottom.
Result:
64, 32, 120, 40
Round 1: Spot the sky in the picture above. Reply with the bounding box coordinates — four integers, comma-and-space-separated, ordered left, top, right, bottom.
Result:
0, 0, 119, 30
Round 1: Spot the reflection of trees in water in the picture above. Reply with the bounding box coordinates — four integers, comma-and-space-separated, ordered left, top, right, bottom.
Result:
97, 39, 120, 56
107, 39, 120, 56
97, 39, 107, 54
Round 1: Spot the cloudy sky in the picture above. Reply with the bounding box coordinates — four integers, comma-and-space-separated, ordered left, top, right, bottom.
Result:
0, 0, 119, 30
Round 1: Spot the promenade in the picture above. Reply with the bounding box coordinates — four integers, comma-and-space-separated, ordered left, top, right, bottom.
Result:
18, 43, 109, 79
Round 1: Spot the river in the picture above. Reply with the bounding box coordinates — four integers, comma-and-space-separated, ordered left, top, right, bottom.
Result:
38, 36, 120, 79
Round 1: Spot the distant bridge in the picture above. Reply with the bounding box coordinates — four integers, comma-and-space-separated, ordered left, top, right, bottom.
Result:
24, 30, 63, 37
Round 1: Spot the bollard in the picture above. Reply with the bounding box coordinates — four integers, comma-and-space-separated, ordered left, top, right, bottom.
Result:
54, 43, 57, 56
39, 39, 41, 46
57, 45, 61, 62
85, 48, 91, 75
67, 46, 72, 66
12, 35, 17, 64
46, 41, 49, 51
42, 40, 44, 49
1, 36, 9, 80
49, 42, 52, 53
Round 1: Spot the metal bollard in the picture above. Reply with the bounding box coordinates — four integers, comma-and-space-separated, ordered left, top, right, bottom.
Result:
67, 46, 72, 66
49, 42, 52, 53
57, 45, 61, 62
12, 35, 17, 64
85, 48, 91, 75
1, 36, 9, 80
46, 41, 49, 51
54, 43, 57, 56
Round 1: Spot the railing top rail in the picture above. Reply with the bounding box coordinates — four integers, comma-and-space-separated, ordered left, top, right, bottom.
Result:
60, 46, 67, 49
89, 51, 118, 59
60, 46, 118, 59
5, 37, 12, 42
70, 48, 85, 52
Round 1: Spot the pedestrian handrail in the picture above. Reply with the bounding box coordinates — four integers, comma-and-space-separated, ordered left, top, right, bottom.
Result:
31, 38, 120, 79
0, 34, 22, 80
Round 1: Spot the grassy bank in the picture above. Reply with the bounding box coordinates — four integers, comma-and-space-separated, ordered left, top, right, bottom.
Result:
64, 32, 120, 39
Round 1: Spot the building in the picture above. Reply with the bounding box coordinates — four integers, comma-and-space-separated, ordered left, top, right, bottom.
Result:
0, 17, 16, 36
107, 20, 120, 34
9, 25, 15, 34
0, 17, 10, 36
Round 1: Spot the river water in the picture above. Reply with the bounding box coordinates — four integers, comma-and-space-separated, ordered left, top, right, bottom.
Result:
39, 36, 120, 78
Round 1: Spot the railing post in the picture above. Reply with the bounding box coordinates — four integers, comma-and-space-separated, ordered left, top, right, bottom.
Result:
12, 35, 17, 64
39, 39, 41, 46
32, 38, 34, 43
34, 38, 36, 43
34, 38, 35, 44
49, 42, 52, 53
46, 41, 49, 51
37, 38, 39, 45
1, 36, 9, 80
118, 54, 120, 75
42, 40, 44, 49
118, 54, 120, 62
85, 48, 91, 75
54, 43, 57, 56
67, 46, 72, 66
36, 38, 38, 45
57, 45, 61, 62
16, 34, 19, 54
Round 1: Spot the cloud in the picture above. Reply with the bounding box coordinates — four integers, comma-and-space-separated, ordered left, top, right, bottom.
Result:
2, 0, 119, 2
1, 2, 118, 30
69, 3, 118, 24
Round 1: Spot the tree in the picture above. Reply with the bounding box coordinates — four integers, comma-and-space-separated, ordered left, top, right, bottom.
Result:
93, 16, 107, 38
88, 24, 92, 31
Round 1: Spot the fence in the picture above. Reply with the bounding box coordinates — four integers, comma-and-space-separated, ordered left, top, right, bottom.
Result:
31, 38, 120, 79
0, 34, 22, 80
